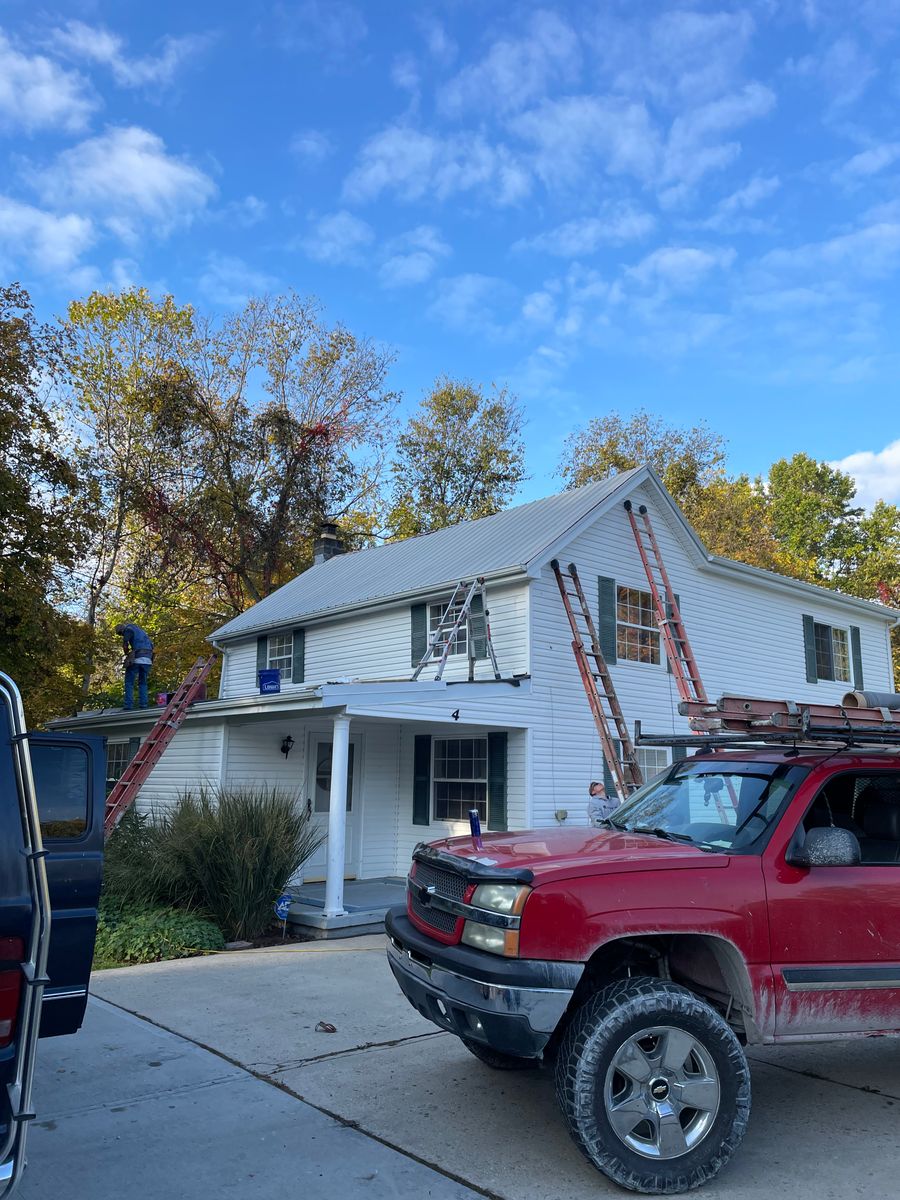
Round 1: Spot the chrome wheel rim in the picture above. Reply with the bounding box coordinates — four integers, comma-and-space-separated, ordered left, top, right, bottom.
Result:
603, 1025, 721, 1160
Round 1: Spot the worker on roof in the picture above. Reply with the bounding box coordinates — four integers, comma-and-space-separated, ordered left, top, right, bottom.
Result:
115, 622, 154, 711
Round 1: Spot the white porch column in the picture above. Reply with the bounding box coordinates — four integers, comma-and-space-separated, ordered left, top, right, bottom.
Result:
323, 712, 352, 918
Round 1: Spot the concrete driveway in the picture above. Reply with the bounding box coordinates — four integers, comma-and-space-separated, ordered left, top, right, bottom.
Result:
23, 935, 900, 1199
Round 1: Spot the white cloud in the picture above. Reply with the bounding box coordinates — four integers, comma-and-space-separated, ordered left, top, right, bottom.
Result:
700, 174, 780, 231
379, 225, 450, 287
0, 30, 96, 133
418, 16, 456, 65
0, 196, 94, 273
788, 38, 877, 108
837, 143, 900, 181
49, 20, 208, 88
512, 96, 660, 186
391, 54, 420, 94
291, 130, 333, 162
222, 195, 268, 226
271, 1, 367, 57
831, 439, 900, 506
344, 125, 530, 206
660, 83, 776, 203
628, 246, 735, 291
762, 222, 900, 279
198, 253, 277, 306
300, 210, 374, 265
516, 207, 656, 257
439, 10, 581, 116
428, 273, 517, 335
33, 126, 217, 239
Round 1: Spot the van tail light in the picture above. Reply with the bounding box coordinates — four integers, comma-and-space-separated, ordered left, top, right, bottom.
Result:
0, 938, 25, 1049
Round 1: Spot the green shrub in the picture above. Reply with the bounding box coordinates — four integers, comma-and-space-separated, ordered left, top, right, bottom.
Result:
103, 785, 325, 942
94, 904, 224, 969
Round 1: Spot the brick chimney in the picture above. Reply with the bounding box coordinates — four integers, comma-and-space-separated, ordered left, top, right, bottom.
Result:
313, 522, 344, 566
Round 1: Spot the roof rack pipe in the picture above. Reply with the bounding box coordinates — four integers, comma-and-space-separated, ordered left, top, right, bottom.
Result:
842, 690, 900, 709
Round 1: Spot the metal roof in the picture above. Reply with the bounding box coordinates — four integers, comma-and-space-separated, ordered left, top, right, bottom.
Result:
211, 469, 642, 640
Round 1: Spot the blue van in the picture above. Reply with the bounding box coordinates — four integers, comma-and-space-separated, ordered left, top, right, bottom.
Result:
0, 672, 104, 1195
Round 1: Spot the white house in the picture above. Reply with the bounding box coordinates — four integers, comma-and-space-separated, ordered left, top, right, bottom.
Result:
53, 466, 897, 928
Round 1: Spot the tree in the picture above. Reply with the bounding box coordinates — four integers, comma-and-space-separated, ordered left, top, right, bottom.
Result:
767, 454, 864, 583
0, 284, 92, 723
559, 409, 726, 506
64, 288, 195, 700
387, 377, 526, 537
686, 475, 812, 576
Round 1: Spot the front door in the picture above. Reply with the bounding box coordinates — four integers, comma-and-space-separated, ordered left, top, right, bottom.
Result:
302, 735, 360, 881
765, 769, 900, 1037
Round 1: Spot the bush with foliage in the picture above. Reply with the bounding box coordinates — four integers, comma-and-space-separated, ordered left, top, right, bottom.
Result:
94, 902, 224, 969
103, 785, 324, 942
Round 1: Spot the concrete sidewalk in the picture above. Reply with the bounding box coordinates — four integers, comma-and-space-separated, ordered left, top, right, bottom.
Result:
20, 994, 479, 1200
84, 937, 900, 1199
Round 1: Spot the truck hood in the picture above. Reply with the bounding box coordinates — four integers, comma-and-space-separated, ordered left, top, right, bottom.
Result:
423, 827, 730, 885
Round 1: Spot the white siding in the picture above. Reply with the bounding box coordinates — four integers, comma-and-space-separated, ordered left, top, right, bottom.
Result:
219, 580, 529, 699
133, 721, 225, 815
528, 481, 895, 826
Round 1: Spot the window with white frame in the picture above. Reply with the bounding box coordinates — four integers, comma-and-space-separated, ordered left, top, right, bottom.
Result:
106, 741, 135, 797
813, 622, 850, 683
433, 737, 487, 821
267, 633, 293, 682
429, 598, 467, 657
636, 746, 670, 781
616, 586, 660, 665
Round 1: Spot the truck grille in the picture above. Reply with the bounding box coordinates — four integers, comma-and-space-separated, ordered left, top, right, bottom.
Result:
407, 860, 468, 938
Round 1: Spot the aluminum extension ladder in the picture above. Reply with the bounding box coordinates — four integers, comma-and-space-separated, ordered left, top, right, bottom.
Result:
411, 578, 501, 682
551, 560, 643, 799
104, 654, 218, 835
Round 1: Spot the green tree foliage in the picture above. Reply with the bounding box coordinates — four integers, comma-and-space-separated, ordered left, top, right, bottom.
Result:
559, 409, 726, 506
767, 454, 864, 582
388, 377, 526, 537
0, 284, 92, 723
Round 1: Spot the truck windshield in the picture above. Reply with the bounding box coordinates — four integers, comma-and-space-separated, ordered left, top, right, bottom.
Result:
607, 759, 810, 852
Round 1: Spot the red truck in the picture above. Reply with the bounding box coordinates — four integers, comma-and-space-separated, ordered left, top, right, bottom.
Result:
386, 742, 900, 1194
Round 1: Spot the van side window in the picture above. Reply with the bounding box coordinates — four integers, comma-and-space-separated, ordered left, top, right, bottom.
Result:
803, 773, 900, 865
30, 743, 90, 840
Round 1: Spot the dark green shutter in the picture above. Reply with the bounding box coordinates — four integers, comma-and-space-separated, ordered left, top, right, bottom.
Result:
469, 591, 487, 659
411, 604, 428, 668
671, 744, 687, 762
292, 628, 305, 684
256, 636, 267, 682
602, 737, 621, 798
802, 615, 817, 684
598, 577, 617, 663
127, 736, 140, 761
850, 626, 863, 690
487, 731, 507, 831
666, 593, 679, 674
413, 734, 431, 826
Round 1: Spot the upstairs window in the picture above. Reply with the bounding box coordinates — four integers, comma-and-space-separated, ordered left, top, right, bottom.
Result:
429, 598, 467, 657
105, 741, 136, 797
616, 585, 660, 665
267, 633, 293, 683
813, 622, 850, 683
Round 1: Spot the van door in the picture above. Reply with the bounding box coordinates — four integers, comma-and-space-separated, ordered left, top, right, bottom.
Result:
28, 733, 104, 1038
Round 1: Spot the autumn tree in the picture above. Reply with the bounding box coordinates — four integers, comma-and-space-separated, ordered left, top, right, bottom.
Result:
0, 284, 92, 723
559, 409, 726, 507
388, 377, 526, 537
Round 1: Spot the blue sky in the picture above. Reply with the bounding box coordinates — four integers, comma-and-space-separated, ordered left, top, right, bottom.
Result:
1, 0, 898, 506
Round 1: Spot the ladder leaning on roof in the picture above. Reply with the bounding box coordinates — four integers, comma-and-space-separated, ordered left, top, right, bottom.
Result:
104, 654, 218, 836
551, 560, 643, 800
411, 577, 501, 683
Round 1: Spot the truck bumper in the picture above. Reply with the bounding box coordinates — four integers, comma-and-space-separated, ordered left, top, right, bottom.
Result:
385, 908, 583, 1059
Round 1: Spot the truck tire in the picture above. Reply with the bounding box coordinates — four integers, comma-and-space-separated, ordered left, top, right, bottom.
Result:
555, 977, 750, 1194
461, 1038, 540, 1070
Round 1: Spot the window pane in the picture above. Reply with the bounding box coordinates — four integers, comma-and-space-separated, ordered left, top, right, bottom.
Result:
429, 599, 467, 656
31, 743, 89, 839
616, 586, 660, 664
268, 634, 293, 682
831, 628, 851, 683
433, 738, 488, 820
814, 623, 834, 681
313, 741, 354, 812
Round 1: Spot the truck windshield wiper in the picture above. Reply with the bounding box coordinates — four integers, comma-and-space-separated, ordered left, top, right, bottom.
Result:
629, 826, 697, 844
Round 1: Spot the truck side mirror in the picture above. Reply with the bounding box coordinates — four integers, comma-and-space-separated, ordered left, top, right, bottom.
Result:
787, 826, 861, 869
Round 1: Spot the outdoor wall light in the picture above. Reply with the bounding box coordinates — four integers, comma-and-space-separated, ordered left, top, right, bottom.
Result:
280, 735, 295, 758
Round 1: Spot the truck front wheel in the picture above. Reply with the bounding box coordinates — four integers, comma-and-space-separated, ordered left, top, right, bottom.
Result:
555, 978, 750, 1194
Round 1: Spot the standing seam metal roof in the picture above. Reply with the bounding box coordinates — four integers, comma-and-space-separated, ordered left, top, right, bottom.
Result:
210, 469, 642, 640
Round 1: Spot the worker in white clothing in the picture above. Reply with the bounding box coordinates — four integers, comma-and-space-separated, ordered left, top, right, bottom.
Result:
587, 780, 620, 825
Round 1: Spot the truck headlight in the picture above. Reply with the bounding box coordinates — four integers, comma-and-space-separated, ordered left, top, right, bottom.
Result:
470, 883, 530, 915
461, 923, 508, 955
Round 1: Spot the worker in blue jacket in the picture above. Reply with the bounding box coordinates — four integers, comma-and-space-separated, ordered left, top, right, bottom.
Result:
115, 622, 155, 710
